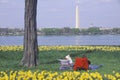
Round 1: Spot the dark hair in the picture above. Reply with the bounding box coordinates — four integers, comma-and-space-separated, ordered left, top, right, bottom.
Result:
88, 60, 91, 64
82, 54, 87, 58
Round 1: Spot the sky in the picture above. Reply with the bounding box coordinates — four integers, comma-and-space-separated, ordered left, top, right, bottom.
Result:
0, 0, 120, 28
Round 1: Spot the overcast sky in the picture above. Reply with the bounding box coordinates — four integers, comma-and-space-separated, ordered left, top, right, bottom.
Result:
0, 0, 120, 28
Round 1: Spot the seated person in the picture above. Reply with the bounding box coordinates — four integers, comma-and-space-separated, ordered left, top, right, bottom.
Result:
74, 54, 103, 71
65, 54, 73, 66
74, 55, 89, 71
58, 54, 73, 70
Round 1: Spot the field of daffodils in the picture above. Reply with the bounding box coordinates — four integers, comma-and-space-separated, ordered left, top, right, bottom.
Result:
0, 70, 120, 80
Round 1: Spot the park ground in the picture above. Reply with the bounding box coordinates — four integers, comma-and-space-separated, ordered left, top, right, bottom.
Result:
0, 46, 120, 79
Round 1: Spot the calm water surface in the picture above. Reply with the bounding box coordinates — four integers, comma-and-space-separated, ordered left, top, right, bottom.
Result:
0, 35, 120, 46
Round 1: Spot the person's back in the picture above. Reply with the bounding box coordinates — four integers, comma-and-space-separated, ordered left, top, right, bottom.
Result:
74, 57, 89, 70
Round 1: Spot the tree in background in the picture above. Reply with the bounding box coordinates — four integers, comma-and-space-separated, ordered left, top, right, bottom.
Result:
20, 0, 38, 67
112, 28, 120, 34
87, 27, 101, 35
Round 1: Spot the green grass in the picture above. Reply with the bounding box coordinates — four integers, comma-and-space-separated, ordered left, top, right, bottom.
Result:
0, 50, 120, 74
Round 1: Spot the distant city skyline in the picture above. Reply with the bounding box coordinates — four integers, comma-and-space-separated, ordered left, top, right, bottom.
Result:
0, 0, 120, 28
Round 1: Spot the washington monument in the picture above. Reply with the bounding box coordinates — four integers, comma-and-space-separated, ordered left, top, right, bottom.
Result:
75, 0, 80, 28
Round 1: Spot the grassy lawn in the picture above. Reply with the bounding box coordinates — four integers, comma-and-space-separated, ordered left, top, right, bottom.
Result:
0, 49, 120, 74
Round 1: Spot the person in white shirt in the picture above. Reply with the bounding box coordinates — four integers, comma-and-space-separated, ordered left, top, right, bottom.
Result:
65, 54, 73, 66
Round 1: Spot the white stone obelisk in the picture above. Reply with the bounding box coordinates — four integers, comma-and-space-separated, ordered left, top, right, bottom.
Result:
75, 0, 80, 28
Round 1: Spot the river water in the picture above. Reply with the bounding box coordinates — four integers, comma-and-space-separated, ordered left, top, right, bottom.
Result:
0, 35, 120, 46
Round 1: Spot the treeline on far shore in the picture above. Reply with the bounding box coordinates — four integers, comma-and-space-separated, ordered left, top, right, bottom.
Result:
0, 27, 120, 36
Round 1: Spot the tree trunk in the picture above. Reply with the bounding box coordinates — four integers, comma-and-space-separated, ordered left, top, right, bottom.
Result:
20, 0, 38, 67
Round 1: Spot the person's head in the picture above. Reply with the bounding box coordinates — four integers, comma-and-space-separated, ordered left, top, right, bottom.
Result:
82, 54, 87, 58
65, 54, 71, 59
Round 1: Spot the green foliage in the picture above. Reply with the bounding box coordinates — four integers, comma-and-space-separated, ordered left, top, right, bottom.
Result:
87, 27, 101, 35
1, 27, 120, 36
40, 27, 80, 35
112, 28, 120, 34
40, 27, 120, 35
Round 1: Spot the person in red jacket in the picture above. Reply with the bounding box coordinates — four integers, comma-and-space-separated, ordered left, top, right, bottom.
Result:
74, 54, 102, 71
73, 55, 90, 71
